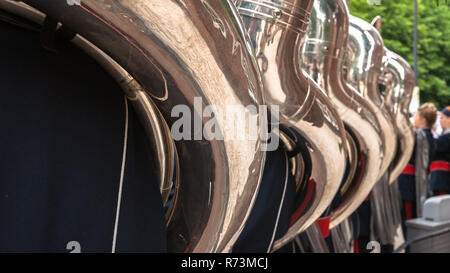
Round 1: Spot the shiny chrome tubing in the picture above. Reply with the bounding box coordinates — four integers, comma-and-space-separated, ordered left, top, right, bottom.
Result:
235, 0, 347, 250
347, 15, 398, 180
302, 0, 383, 228
12, 0, 267, 253
381, 49, 415, 184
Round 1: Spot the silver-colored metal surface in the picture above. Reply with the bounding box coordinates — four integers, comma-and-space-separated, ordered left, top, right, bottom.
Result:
301, 0, 384, 229
381, 49, 415, 184
330, 217, 354, 253
235, 0, 347, 251
296, 222, 330, 253
9, 0, 267, 253
347, 15, 398, 181
0, 1, 178, 202
389, 180, 404, 231
370, 166, 405, 248
370, 171, 396, 245
415, 129, 431, 217
76, 37, 177, 206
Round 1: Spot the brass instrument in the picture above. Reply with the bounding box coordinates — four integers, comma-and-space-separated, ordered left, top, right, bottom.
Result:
347, 15, 398, 180
346, 16, 404, 248
302, 0, 384, 229
381, 49, 415, 184
235, 0, 348, 251
1, 0, 268, 253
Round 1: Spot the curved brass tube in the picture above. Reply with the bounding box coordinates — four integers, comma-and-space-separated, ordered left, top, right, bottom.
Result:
14, 0, 267, 253
235, 0, 347, 251
381, 49, 415, 184
347, 15, 398, 181
301, 0, 384, 229
0, 0, 177, 204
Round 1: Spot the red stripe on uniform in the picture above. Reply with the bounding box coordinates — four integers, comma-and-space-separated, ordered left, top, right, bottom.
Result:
353, 239, 359, 253
404, 201, 413, 220
316, 217, 331, 238
402, 164, 415, 175
430, 161, 450, 172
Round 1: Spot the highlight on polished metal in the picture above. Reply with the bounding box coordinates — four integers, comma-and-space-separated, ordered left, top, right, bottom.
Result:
1, 0, 268, 253
169, 97, 280, 152
234, 0, 348, 251
346, 15, 398, 182
380, 49, 415, 184
301, 0, 384, 229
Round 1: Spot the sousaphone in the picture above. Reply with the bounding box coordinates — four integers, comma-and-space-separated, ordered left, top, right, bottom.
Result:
234, 0, 348, 251
346, 15, 398, 181
302, 0, 384, 229
0, 0, 267, 253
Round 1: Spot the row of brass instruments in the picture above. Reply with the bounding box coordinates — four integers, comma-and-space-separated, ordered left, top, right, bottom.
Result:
0, 0, 415, 252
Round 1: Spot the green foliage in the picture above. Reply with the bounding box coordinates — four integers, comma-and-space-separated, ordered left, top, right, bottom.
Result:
349, 0, 450, 109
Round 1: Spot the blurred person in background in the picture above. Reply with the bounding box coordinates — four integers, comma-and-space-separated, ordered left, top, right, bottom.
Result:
398, 103, 437, 233
429, 106, 450, 196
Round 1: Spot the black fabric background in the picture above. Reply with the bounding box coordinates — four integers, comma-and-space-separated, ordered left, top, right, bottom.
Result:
233, 147, 296, 253
0, 22, 166, 252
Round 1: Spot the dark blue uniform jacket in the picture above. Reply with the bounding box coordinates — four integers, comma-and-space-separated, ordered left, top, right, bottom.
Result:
0, 21, 166, 252
398, 129, 435, 201
429, 130, 450, 192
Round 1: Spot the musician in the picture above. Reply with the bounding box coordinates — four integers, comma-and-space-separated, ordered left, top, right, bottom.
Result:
398, 103, 436, 228
429, 107, 450, 196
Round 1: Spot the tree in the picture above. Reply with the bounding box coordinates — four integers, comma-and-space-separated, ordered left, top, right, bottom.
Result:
349, 0, 450, 109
